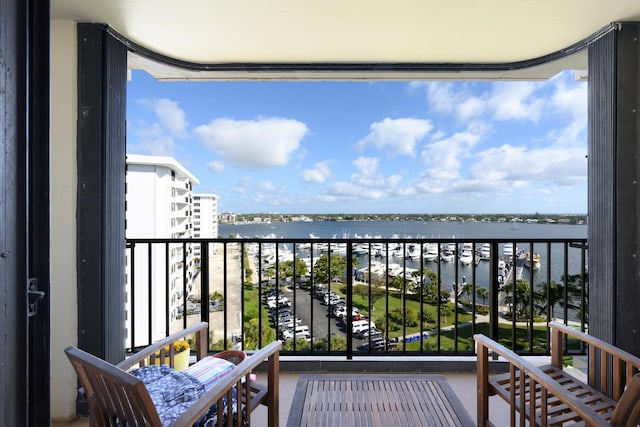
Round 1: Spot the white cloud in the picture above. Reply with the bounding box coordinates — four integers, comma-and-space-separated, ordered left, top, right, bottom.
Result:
352, 157, 379, 178
470, 144, 587, 187
131, 123, 176, 155
301, 160, 332, 183
357, 117, 432, 157
253, 181, 287, 205
207, 160, 225, 174
231, 177, 251, 195
319, 156, 404, 202
152, 99, 188, 135
324, 181, 387, 200
423, 81, 544, 122
129, 98, 188, 156
194, 117, 308, 170
420, 124, 486, 181
138, 98, 188, 135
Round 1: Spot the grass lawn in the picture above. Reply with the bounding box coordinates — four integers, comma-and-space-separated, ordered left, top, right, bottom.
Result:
242, 282, 552, 354
399, 322, 550, 352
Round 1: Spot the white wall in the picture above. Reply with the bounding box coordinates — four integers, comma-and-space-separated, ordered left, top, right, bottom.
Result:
50, 20, 79, 421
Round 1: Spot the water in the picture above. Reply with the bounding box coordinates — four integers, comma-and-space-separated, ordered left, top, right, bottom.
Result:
219, 219, 586, 240
220, 220, 587, 290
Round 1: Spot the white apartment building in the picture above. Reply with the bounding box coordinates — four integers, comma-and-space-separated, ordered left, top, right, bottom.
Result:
192, 193, 219, 259
125, 154, 199, 345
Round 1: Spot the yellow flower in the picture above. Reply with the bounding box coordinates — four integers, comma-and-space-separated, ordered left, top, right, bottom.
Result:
155, 340, 190, 357
173, 340, 190, 353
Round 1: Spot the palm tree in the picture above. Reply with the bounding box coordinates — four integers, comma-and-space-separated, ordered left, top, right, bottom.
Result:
535, 277, 582, 320
461, 282, 473, 303
504, 279, 531, 320
476, 287, 489, 306
440, 305, 453, 325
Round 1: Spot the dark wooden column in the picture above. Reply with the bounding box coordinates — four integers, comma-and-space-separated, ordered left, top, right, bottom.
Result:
76, 24, 127, 368
588, 22, 640, 356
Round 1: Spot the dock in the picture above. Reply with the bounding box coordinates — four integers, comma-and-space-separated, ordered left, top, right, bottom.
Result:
498, 253, 525, 311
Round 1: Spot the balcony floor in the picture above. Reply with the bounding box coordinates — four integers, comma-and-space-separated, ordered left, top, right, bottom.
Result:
53, 372, 514, 426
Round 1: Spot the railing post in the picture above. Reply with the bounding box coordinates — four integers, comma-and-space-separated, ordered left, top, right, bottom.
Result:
200, 242, 210, 350
346, 242, 353, 359
490, 242, 500, 340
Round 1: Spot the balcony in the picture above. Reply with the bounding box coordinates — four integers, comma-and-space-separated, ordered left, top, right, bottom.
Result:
125, 236, 588, 357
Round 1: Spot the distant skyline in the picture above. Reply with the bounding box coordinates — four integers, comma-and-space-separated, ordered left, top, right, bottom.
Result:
126, 70, 587, 214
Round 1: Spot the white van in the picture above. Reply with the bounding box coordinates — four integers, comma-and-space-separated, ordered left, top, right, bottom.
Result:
352, 320, 375, 334
282, 325, 310, 340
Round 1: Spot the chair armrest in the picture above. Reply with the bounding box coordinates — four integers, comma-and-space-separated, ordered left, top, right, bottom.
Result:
172, 340, 282, 427
116, 322, 209, 370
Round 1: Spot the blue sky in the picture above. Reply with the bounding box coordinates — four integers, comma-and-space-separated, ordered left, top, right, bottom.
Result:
126, 70, 587, 215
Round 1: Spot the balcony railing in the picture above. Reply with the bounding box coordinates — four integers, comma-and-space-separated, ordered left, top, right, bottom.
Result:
125, 237, 588, 358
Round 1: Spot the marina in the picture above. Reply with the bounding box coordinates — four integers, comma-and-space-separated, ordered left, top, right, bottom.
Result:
233, 222, 586, 291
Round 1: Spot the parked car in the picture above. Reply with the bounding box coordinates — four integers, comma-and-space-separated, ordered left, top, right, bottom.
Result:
282, 325, 310, 340
354, 327, 382, 339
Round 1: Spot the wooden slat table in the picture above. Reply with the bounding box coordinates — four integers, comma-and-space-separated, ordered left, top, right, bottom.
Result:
286, 375, 474, 427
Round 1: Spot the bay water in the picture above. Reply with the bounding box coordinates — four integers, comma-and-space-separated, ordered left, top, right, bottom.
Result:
220, 220, 587, 291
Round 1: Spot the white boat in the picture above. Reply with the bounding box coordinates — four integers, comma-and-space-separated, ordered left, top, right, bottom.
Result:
352, 243, 369, 255
525, 252, 541, 269
423, 243, 438, 262
440, 250, 455, 262
390, 243, 403, 258
479, 243, 491, 259
459, 248, 473, 265
405, 244, 421, 260
503, 243, 514, 259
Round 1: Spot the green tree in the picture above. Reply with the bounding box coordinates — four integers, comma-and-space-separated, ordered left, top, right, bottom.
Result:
313, 336, 347, 351
504, 279, 531, 320
439, 305, 453, 324
313, 254, 347, 284
461, 282, 473, 303
282, 338, 311, 351
278, 258, 309, 282
476, 287, 489, 306
242, 318, 276, 350
415, 268, 440, 303
391, 275, 408, 293
388, 307, 419, 327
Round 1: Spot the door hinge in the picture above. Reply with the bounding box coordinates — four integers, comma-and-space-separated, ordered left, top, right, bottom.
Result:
27, 278, 45, 317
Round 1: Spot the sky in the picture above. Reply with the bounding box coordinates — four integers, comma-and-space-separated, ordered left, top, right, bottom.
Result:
126, 70, 588, 215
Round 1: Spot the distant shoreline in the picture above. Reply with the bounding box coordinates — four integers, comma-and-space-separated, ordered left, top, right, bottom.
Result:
221, 213, 587, 226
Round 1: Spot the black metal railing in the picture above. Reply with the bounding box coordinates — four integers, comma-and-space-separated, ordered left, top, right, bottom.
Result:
125, 237, 588, 357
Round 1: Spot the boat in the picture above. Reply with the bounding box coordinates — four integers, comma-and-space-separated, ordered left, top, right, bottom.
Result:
479, 243, 491, 259
440, 250, 455, 262
423, 243, 438, 262
405, 244, 421, 260
459, 248, 473, 265
525, 252, 541, 269
503, 243, 514, 259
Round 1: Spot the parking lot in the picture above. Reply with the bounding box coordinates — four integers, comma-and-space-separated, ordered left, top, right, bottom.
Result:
265, 283, 396, 351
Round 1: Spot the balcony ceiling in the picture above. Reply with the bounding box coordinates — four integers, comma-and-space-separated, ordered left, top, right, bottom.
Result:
51, 0, 640, 80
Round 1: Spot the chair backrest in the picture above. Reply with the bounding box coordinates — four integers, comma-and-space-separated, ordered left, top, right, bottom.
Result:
611, 373, 640, 426
65, 346, 162, 426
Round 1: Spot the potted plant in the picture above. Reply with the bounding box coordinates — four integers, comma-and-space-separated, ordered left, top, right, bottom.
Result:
152, 340, 191, 371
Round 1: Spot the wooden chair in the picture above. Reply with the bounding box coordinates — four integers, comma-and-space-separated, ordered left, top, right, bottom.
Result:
65, 322, 281, 426
475, 321, 640, 426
